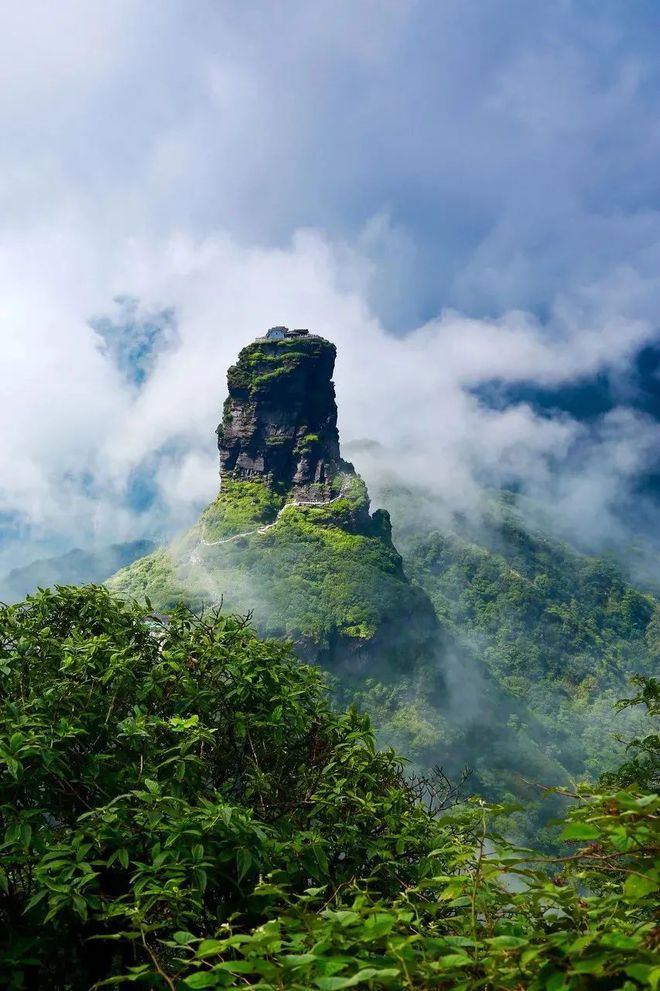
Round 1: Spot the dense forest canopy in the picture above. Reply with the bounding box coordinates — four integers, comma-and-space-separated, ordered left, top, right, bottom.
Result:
0, 586, 657, 989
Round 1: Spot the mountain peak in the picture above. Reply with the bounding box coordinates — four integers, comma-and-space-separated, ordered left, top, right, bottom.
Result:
217, 330, 343, 499
109, 329, 440, 673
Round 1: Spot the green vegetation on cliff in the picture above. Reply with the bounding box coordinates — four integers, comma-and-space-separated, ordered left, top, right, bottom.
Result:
199, 480, 284, 541
109, 476, 437, 668
227, 335, 333, 397
219, 335, 341, 496
0, 586, 657, 989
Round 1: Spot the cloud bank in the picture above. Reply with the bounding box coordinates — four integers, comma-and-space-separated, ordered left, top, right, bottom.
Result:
1, 1, 660, 568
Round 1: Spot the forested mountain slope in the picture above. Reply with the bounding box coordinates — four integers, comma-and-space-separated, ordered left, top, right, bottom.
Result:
356, 484, 659, 820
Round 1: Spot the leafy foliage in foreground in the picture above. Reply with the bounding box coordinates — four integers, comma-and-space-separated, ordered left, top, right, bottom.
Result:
0, 586, 442, 988
171, 788, 660, 991
155, 678, 660, 990
0, 587, 657, 989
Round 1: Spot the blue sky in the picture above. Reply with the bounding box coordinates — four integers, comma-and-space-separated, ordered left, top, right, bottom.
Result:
0, 1, 659, 567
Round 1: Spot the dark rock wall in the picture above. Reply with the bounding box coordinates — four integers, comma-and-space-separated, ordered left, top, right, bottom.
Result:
217, 335, 342, 496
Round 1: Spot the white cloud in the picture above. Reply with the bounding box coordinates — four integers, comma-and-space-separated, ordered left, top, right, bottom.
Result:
0, 219, 656, 569
1, 1, 660, 568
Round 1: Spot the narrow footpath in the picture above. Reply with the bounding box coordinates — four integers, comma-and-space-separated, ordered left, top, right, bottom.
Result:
198, 493, 344, 549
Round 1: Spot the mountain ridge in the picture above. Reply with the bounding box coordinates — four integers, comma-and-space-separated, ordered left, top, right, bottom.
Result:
0, 539, 156, 603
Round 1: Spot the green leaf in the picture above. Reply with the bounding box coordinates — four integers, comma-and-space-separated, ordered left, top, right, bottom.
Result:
24, 889, 48, 913
559, 822, 600, 841
315, 977, 363, 990
183, 974, 219, 988
545, 971, 569, 991
600, 932, 641, 950
623, 873, 659, 899
72, 894, 88, 919
363, 912, 395, 938
236, 848, 252, 881
211, 961, 260, 974
197, 939, 228, 958
281, 953, 318, 968
5, 757, 20, 779
626, 964, 653, 983
437, 954, 472, 968
486, 935, 528, 949
174, 931, 198, 946
571, 954, 608, 975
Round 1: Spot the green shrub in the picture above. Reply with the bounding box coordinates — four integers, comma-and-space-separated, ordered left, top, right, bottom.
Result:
174, 781, 659, 991
0, 586, 442, 988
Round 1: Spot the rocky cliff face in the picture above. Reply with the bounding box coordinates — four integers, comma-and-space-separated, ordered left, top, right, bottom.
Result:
217, 335, 342, 499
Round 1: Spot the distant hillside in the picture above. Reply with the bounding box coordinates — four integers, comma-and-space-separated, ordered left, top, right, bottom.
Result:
0, 540, 156, 603
345, 482, 658, 840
